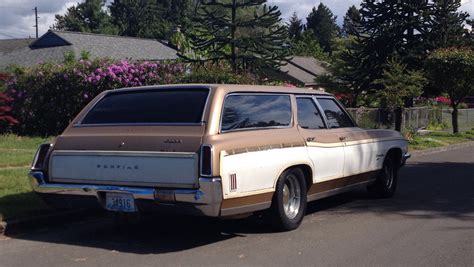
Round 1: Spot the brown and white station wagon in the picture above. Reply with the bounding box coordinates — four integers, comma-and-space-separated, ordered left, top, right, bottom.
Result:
30, 84, 410, 230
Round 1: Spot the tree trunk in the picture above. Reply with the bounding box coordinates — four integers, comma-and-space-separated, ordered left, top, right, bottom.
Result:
451, 103, 459, 134
394, 107, 403, 132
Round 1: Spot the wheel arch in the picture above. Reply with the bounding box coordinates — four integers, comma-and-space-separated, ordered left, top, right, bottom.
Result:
274, 163, 313, 192
386, 147, 402, 168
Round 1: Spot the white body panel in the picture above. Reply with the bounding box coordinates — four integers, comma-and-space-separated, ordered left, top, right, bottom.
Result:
50, 150, 198, 187
219, 137, 408, 200
305, 144, 345, 182
343, 139, 407, 176
220, 147, 312, 198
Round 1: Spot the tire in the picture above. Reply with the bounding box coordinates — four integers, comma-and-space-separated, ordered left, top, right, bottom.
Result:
270, 168, 307, 231
368, 154, 398, 198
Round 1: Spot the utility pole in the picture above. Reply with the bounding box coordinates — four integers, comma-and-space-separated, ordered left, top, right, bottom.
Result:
33, 7, 38, 38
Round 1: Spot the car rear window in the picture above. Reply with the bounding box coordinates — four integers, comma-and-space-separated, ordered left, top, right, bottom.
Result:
81, 89, 209, 124
221, 94, 292, 132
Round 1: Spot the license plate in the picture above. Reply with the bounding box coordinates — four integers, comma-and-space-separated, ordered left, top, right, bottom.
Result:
105, 193, 136, 212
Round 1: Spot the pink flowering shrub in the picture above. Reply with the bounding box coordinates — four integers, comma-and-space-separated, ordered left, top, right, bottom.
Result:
6, 59, 185, 136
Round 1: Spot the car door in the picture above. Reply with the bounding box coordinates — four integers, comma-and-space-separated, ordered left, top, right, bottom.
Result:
296, 96, 345, 183
315, 97, 377, 177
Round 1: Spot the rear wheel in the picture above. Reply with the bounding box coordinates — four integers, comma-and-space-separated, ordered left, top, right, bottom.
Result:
270, 168, 307, 231
368, 154, 398, 198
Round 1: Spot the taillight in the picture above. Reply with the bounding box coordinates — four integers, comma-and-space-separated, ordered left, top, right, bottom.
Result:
200, 144, 213, 177
31, 144, 51, 170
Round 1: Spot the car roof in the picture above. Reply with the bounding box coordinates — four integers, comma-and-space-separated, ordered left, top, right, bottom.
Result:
106, 84, 332, 96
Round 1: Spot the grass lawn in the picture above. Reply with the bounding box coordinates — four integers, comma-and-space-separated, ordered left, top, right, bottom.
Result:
0, 135, 52, 221
0, 168, 50, 220
408, 129, 474, 151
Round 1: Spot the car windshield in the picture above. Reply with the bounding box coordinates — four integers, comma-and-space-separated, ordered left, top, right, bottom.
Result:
81, 89, 209, 124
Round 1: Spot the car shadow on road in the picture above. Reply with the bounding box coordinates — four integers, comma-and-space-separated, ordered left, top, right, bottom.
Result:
7, 161, 474, 254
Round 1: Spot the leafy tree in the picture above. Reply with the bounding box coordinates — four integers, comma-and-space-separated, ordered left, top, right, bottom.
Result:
317, 37, 367, 107
375, 59, 426, 131
290, 32, 329, 61
109, 0, 169, 39
428, 0, 470, 49
53, 0, 118, 34
306, 3, 339, 54
341, 5, 361, 37
425, 48, 474, 133
189, 0, 290, 71
288, 12, 303, 40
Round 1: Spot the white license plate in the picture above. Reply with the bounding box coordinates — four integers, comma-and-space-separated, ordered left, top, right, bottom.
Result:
105, 193, 136, 212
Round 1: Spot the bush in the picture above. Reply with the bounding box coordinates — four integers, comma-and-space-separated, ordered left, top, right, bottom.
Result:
6, 59, 185, 136
0, 92, 18, 133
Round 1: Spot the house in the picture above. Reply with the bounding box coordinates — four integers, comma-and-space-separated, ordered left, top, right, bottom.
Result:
0, 30, 178, 69
264, 56, 329, 88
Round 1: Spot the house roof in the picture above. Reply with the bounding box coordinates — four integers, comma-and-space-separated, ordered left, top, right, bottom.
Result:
278, 56, 329, 86
0, 38, 35, 55
0, 30, 177, 69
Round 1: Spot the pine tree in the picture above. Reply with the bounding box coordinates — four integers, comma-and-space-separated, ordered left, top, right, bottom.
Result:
288, 12, 303, 41
110, 0, 169, 39
53, 0, 118, 34
428, 0, 470, 48
306, 3, 339, 54
341, 5, 361, 37
189, 0, 289, 71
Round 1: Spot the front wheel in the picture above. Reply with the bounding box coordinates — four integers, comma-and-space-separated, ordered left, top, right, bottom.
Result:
270, 168, 307, 231
368, 154, 398, 198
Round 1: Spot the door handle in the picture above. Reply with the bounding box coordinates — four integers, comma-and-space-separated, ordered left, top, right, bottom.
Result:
339, 136, 346, 141
306, 137, 316, 142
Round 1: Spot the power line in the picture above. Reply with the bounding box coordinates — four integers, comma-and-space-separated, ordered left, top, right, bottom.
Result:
0, 32, 21, 39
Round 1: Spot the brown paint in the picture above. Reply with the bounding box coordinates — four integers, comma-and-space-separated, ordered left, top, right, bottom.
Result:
221, 192, 274, 209
220, 170, 379, 211
307, 170, 379, 196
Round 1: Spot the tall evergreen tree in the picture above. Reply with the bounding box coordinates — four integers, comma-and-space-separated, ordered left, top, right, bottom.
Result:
110, 0, 169, 39
341, 5, 361, 37
288, 12, 303, 40
189, 0, 289, 71
427, 0, 470, 48
306, 3, 339, 54
336, 0, 431, 101
53, 0, 118, 34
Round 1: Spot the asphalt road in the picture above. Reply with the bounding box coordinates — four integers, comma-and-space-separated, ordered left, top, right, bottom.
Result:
1, 147, 473, 267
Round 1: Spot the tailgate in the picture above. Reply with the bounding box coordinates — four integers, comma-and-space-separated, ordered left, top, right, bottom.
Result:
49, 150, 199, 188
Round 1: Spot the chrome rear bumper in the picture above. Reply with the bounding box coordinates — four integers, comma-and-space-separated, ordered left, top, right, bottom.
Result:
29, 171, 223, 217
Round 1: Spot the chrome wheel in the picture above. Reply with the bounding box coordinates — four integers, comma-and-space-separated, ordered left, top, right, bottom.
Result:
282, 174, 302, 219
384, 160, 394, 189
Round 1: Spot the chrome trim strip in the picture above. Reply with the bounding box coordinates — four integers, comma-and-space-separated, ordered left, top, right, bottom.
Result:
307, 180, 375, 202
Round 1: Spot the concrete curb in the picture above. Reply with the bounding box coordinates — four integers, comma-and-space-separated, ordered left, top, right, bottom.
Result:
0, 209, 103, 236
410, 141, 474, 158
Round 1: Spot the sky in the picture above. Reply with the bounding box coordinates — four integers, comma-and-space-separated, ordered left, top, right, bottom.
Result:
0, 0, 473, 40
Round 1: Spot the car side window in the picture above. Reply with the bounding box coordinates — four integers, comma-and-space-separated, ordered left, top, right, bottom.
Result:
296, 98, 326, 129
317, 98, 354, 128
221, 94, 292, 132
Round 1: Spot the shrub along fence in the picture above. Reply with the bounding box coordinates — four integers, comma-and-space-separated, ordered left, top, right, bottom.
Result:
346, 107, 474, 131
